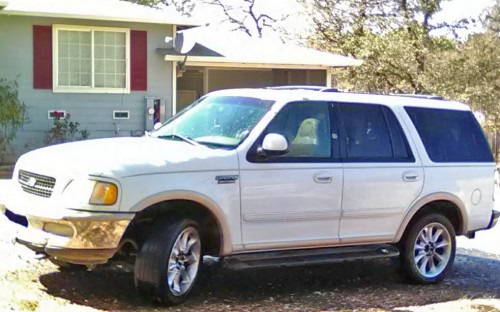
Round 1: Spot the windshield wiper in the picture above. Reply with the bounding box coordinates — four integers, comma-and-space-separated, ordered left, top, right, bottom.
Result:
157, 134, 200, 146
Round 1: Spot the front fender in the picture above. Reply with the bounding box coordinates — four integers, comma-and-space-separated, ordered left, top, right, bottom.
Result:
129, 190, 233, 255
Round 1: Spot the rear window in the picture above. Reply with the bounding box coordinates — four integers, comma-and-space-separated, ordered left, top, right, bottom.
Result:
405, 107, 493, 163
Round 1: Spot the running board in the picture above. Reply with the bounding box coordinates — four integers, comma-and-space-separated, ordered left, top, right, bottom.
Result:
223, 244, 399, 270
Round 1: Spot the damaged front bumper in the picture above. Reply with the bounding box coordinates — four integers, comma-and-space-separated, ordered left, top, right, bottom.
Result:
1, 204, 133, 265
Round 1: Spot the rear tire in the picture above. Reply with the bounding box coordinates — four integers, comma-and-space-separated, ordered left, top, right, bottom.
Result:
134, 219, 202, 305
401, 213, 456, 283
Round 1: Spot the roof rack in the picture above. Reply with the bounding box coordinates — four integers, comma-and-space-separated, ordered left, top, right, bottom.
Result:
266, 85, 339, 93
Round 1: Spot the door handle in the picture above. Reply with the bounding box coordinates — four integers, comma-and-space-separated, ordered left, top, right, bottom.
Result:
403, 171, 419, 182
314, 173, 333, 184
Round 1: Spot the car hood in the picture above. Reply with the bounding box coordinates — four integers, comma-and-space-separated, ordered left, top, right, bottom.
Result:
15, 137, 239, 179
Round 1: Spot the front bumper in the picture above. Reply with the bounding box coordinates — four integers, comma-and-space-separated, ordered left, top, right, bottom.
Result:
1, 205, 132, 265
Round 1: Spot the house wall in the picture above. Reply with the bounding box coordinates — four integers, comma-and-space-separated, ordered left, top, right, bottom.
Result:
207, 68, 274, 92
0, 15, 174, 159
208, 68, 326, 91
207, 68, 327, 93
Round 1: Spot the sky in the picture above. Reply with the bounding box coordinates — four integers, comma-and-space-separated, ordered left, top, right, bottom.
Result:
196, 0, 498, 41
434, 0, 496, 37
438, 0, 495, 21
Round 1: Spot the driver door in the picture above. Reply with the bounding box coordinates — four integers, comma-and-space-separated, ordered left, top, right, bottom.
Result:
238, 101, 343, 250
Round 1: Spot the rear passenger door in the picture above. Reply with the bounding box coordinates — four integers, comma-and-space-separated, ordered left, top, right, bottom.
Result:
336, 103, 424, 243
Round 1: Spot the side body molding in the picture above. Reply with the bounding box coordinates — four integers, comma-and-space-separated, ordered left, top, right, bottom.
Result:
394, 192, 468, 242
129, 190, 233, 255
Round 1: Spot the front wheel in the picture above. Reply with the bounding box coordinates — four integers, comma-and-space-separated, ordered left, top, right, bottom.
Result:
134, 219, 202, 305
400, 213, 456, 283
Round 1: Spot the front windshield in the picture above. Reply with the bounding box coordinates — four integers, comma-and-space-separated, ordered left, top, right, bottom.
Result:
152, 95, 274, 148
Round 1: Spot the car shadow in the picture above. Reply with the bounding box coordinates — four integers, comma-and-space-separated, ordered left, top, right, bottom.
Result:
38, 250, 500, 311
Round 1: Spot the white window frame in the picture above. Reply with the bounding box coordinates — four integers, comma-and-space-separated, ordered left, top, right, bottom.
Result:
113, 110, 130, 120
47, 110, 66, 119
52, 24, 130, 94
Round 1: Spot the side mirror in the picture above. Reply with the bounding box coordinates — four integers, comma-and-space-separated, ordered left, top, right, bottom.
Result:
261, 133, 288, 153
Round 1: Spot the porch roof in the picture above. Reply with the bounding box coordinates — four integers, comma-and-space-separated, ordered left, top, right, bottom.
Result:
163, 26, 363, 69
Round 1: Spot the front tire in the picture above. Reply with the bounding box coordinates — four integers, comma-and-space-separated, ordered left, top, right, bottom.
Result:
134, 219, 202, 305
401, 213, 456, 283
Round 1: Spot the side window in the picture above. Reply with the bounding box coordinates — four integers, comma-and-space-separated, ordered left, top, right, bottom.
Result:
383, 106, 413, 160
267, 101, 332, 159
405, 107, 493, 162
338, 103, 413, 162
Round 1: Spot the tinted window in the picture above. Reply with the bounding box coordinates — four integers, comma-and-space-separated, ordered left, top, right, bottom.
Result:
405, 107, 493, 162
338, 104, 413, 162
267, 101, 332, 159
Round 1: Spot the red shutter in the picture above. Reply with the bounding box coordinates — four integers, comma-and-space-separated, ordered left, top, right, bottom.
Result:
33, 25, 53, 89
130, 30, 147, 91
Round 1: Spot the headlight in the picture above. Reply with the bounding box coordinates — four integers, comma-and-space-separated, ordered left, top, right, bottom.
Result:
63, 179, 118, 206
89, 182, 118, 205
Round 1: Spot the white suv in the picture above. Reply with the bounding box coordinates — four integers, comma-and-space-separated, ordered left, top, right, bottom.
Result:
1, 88, 499, 305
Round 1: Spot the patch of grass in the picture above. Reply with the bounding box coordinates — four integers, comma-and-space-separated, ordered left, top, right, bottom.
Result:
471, 304, 500, 312
17, 299, 39, 311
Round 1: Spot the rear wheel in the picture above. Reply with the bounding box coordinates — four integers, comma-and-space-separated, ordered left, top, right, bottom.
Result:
134, 219, 202, 305
401, 213, 456, 283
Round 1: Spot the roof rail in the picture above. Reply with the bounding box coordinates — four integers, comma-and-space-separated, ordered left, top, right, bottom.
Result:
266, 85, 339, 93
390, 93, 445, 100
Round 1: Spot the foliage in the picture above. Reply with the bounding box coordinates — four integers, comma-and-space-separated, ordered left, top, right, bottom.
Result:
45, 112, 89, 145
426, 32, 500, 127
485, 0, 500, 33
303, 0, 468, 94
0, 78, 26, 162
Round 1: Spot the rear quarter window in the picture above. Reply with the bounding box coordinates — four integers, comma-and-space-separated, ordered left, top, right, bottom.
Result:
405, 107, 493, 163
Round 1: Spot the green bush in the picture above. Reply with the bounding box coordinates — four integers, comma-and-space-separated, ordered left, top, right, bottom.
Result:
0, 78, 26, 163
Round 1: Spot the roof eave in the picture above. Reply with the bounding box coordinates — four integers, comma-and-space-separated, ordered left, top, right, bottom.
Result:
0, 9, 201, 26
164, 55, 362, 69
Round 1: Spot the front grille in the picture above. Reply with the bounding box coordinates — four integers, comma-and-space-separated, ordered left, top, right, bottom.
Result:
18, 170, 56, 198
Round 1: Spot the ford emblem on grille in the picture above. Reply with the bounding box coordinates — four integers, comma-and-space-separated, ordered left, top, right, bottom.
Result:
26, 177, 37, 187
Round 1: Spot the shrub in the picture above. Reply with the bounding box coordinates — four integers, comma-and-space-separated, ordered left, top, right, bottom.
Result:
46, 112, 89, 145
0, 78, 26, 163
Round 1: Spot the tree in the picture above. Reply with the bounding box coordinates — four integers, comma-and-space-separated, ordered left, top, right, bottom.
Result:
485, 0, 500, 33
204, 0, 288, 38
303, 0, 466, 93
126, 0, 289, 38
127, 0, 196, 16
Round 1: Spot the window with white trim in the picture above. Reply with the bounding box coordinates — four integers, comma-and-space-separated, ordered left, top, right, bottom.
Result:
53, 25, 130, 93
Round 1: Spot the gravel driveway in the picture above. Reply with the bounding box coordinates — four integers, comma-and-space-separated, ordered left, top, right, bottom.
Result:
0, 179, 499, 311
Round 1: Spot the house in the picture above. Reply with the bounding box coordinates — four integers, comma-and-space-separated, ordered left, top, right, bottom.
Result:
0, 0, 361, 160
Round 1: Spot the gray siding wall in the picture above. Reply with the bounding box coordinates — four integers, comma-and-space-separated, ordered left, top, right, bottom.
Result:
0, 15, 174, 157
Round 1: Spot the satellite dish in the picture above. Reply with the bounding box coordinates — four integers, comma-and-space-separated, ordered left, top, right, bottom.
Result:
174, 31, 196, 54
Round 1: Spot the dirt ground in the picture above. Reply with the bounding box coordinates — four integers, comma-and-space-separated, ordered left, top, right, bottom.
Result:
0, 219, 499, 312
